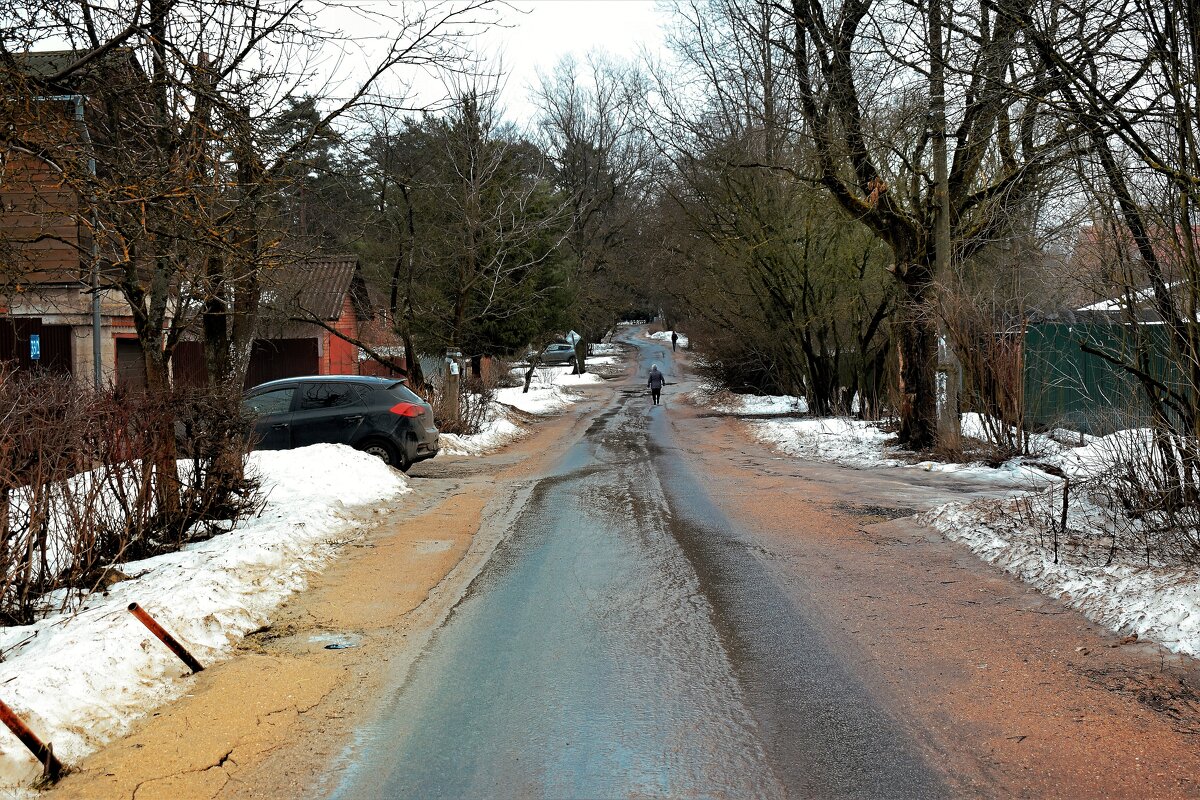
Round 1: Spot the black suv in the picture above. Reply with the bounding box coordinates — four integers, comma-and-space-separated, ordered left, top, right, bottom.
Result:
243, 376, 439, 471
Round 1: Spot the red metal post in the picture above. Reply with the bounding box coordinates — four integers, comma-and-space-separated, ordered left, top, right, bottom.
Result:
127, 603, 205, 673
0, 699, 63, 781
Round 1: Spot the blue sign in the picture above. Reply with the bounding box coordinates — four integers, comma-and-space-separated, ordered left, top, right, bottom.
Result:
29, 334, 40, 361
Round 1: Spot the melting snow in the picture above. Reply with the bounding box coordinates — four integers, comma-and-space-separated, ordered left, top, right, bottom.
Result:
700, 390, 1200, 660
0, 445, 409, 794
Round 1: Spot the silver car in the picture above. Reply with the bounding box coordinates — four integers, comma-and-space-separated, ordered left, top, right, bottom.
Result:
533, 343, 577, 365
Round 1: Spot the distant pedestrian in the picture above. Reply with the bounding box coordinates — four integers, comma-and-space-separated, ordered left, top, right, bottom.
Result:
671, 331, 678, 352
648, 365, 665, 405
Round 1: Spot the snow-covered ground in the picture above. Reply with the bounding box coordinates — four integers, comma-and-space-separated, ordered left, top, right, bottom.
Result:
923, 500, 1200, 658
757, 414, 1050, 484
714, 392, 809, 416
708, 392, 1049, 485
701, 388, 1200, 660
922, 426, 1200, 658
0, 445, 409, 794
438, 361, 609, 457
646, 329, 689, 348
589, 342, 624, 357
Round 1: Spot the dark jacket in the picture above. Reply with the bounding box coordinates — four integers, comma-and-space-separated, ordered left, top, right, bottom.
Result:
647, 368, 665, 389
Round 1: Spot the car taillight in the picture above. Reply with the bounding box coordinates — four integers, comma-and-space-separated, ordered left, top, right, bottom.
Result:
389, 401, 423, 417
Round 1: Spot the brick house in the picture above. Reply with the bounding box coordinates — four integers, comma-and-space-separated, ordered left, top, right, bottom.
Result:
2, 51, 404, 390
0, 49, 134, 383
172, 255, 404, 389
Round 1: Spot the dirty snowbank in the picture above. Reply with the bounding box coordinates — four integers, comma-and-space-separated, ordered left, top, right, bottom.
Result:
646, 329, 688, 348
0, 445, 408, 794
746, 410, 1049, 484
923, 425, 1200, 658
438, 364, 608, 457
922, 500, 1200, 657
589, 342, 624, 357
717, 393, 809, 416
701, 387, 1200, 658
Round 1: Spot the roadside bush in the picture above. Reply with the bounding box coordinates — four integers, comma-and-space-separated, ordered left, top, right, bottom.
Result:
940, 289, 1028, 458
426, 363, 501, 436
493, 358, 522, 389
0, 372, 261, 625
1011, 428, 1200, 568
1086, 430, 1200, 565
687, 331, 785, 396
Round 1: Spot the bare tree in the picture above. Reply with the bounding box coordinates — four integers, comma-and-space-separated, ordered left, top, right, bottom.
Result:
1, 0, 496, 513
534, 53, 658, 371
788, 0, 1076, 448
1017, 0, 1200, 496
646, 0, 894, 413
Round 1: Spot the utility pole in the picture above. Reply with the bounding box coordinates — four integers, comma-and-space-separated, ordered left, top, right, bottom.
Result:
930, 0, 961, 450
35, 94, 102, 388
445, 349, 462, 425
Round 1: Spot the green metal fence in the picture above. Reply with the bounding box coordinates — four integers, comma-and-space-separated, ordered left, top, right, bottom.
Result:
1023, 322, 1185, 434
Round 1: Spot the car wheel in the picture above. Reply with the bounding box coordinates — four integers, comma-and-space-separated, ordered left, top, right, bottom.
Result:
359, 438, 409, 472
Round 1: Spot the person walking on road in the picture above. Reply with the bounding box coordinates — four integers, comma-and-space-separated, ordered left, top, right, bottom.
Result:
648, 365, 665, 405
671, 331, 678, 351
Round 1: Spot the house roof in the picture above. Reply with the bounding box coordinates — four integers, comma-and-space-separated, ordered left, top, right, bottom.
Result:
5, 48, 142, 92
13, 50, 87, 79
267, 255, 371, 322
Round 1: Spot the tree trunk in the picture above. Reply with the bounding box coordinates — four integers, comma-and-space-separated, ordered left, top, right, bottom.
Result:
142, 344, 181, 519
402, 329, 423, 390
393, 185, 424, 391
895, 268, 939, 450
0, 486, 8, 547
227, 108, 263, 389
523, 350, 542, 393
572, 338, 587, 375
202, 251, 230, 388
929, 0, 959, 449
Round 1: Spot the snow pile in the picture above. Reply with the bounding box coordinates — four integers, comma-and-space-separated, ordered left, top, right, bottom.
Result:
0, 445, 408, 793
715, 392, 809, 416
923, 499, 1200, 657
438, 366, 607, 457
589, 342, 624, 357
1054, 427, 1155, 480
438, 415, 527, 457
494, 384, 580, 415
543, 369, 605, 387
691, 386, 894, 468
728, 406, 1049, 485
700, 387, 1200, 656
754, 417, 903, 469
842, 420, 1200, 655
646, 330, 689, 348
727, 395, 1131, 484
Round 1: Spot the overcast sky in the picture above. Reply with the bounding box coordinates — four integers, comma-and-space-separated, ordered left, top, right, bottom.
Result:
325, 0, 674, 129
483, 0, 670, 123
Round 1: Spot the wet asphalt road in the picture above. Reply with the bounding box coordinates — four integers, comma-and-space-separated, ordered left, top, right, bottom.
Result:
331, 335, 945, 799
